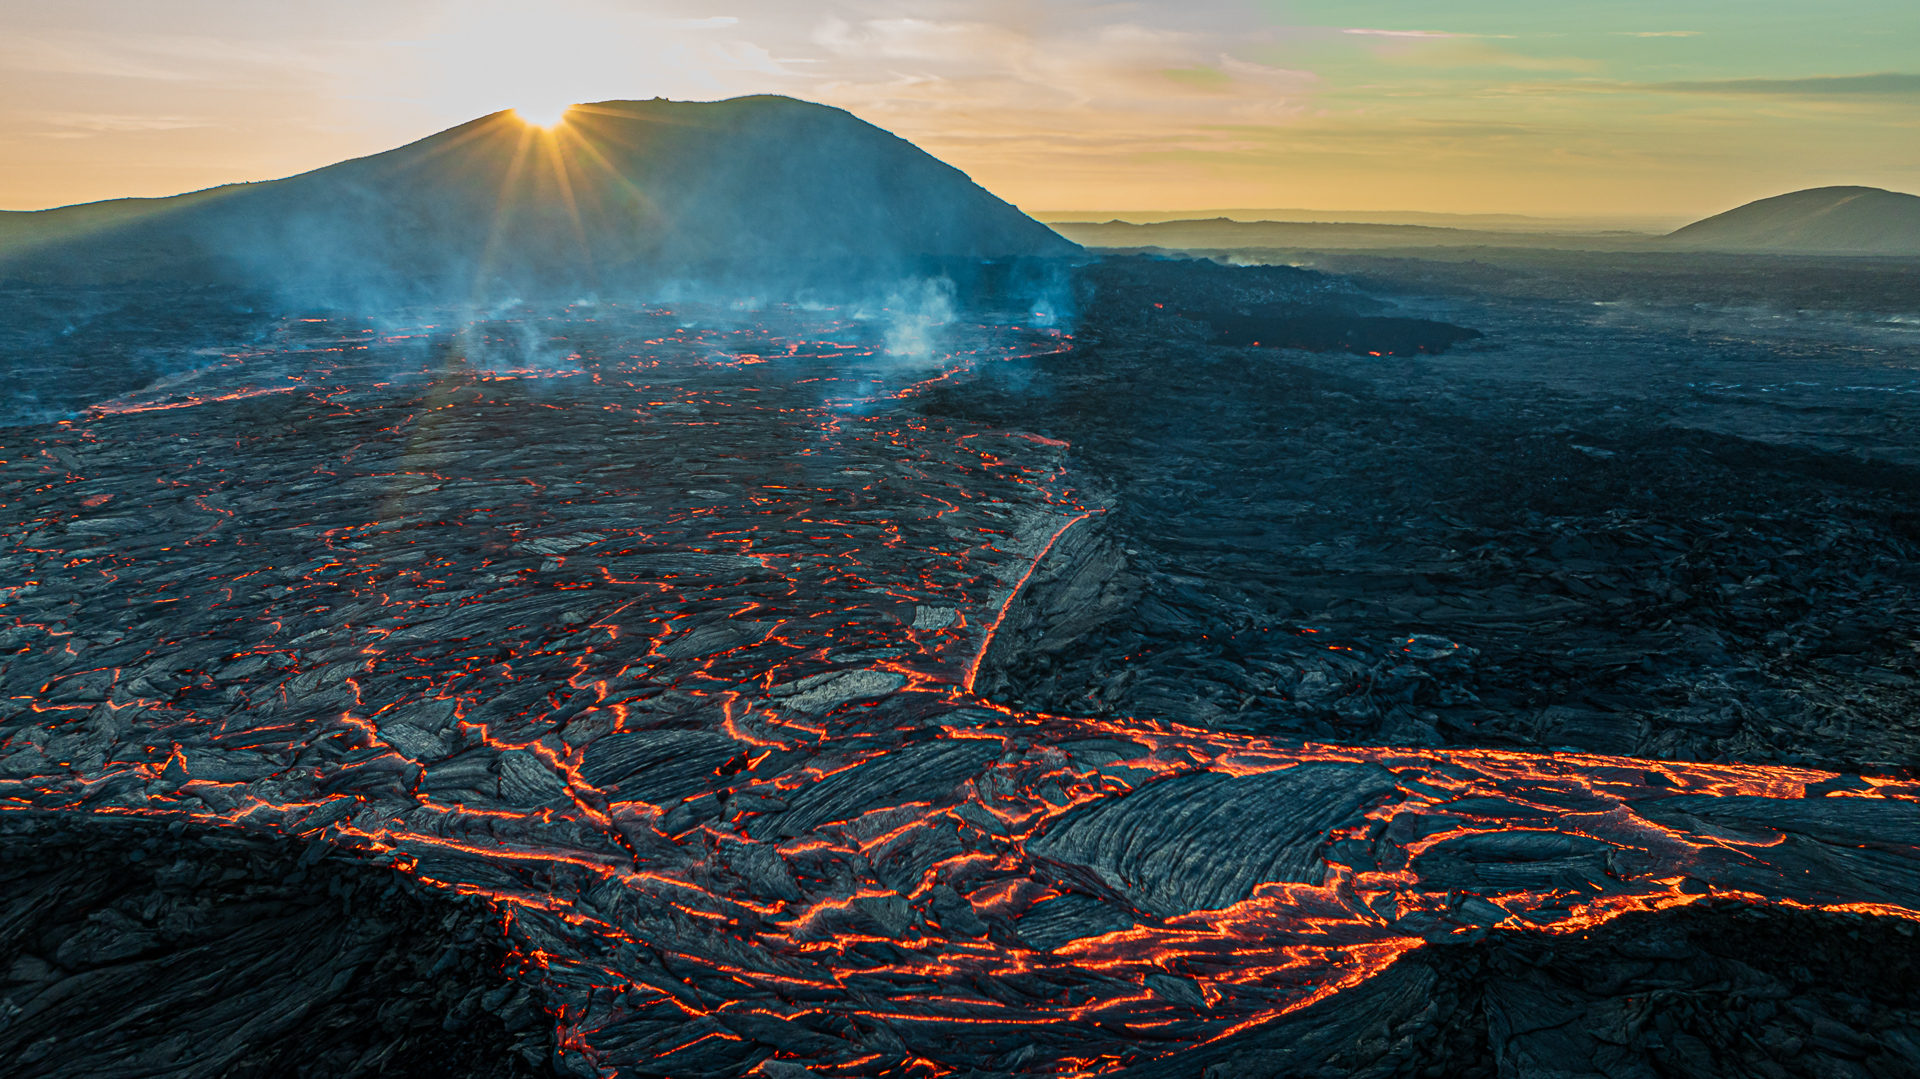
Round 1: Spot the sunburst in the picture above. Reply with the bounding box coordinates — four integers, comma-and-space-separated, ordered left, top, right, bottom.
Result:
513, 102, 574, 129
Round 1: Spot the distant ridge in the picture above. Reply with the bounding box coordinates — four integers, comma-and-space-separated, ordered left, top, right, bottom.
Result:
0, 96, 1077, 303
1053, 191, 1920, 258
1044, 208, 1558, 229
1047, 217, 1661, 253
1667, 186, 1920, 255
1040, 208, 1689, 234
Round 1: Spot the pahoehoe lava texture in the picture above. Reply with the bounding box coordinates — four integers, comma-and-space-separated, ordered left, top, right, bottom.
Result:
1632, 794, 1920, 908
1132, 903, 1920, 1079
1029, 763, 1395, 916
0, 813, 554, 1079
743, 738, 999, 841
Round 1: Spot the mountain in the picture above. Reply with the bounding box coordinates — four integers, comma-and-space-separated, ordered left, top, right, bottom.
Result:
1666, 186, 1920, 255
0, 96, 1077, 304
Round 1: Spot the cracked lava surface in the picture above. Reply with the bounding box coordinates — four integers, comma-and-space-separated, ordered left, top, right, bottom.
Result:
3, 303, 1917, 1077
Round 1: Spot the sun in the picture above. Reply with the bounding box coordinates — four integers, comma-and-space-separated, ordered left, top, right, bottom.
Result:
514, 102, 574, 129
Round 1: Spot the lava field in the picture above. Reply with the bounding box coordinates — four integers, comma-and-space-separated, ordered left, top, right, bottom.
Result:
3, 260, 1919, 1077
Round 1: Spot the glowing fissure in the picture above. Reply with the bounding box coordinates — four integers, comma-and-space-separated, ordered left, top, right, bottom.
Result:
2, 302, 1915, 1076
963, 510, 1097, 695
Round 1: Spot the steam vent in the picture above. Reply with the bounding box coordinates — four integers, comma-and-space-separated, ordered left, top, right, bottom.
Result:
3, 96, 1919, 1078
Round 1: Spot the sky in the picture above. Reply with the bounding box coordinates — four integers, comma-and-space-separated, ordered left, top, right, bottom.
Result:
3, 0, 1917, 219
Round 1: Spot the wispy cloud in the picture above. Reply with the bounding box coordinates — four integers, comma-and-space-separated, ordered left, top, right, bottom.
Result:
47, 112, 207, 131
1, 37, 199, 82
31, 112, 208, 140
1486, 71, 1920, 101
808, 13, 1316, 125
1335, 26, 1599, 72
1650, 72, 1920, 95
2, 32, 335, 84
1342, 28, 1513, 40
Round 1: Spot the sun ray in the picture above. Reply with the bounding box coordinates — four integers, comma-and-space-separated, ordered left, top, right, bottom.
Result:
553, 120, 662, 225
465, 123, 537, 313
538, 129, 594, 273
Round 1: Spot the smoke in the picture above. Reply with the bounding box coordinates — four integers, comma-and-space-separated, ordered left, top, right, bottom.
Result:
456, 316, 583, 376
856, 276, 957, 362
1009, 258, 1076, 332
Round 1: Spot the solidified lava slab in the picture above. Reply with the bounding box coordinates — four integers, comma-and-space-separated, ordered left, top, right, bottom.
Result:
0, 812, 554, 1079
1132, 902, 1920, 1079
0, 281, 1917, 1077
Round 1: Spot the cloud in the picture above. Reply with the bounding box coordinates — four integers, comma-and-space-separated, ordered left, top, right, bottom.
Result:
1336, 26, 1596, 72
35, 112, 208, 136
2, 31, 338, 85
1485, 71, 1920, 103
1369, 41, 1602, 73
1648, 72, 1920, 96
808, 12, 1316, 124
0, 37, 202, 82
1342, 28, 1513, 40
1162, 65, 1233, 91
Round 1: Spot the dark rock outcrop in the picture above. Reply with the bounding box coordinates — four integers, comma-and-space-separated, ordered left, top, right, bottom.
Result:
0, 813, 555, 1079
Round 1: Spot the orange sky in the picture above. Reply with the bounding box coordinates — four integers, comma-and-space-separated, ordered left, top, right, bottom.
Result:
4, 1, 1917, 219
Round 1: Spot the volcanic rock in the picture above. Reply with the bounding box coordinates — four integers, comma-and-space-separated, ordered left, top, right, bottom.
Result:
1029, 763, 1396, 916
1140, 902, 1920, 1079
0, 813, 555, 1079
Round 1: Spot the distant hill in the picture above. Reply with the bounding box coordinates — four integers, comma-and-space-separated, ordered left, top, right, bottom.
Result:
1055, 193, 1920, 259
1666, 186, 1920, 255
1049, 218, 1659, 253
0, 96, 1076, 304
1040, 208, 1685, 233
1045, 208, 1556, 229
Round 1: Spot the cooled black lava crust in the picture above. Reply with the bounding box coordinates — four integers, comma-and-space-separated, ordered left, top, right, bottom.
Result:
0, 813, 555, 1079
940, 257, 1920, 774
1130, 902, 1920, 1079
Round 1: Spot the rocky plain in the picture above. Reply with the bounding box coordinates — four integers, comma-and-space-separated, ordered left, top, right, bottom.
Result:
1, 250, 1917, 1078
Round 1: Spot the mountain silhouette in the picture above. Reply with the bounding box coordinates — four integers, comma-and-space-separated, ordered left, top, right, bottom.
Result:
1666, 186, 1920, 255
0, 96, 1077, 304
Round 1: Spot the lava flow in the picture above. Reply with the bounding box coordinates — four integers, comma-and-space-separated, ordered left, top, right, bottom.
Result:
3, 302, 1916, 1077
